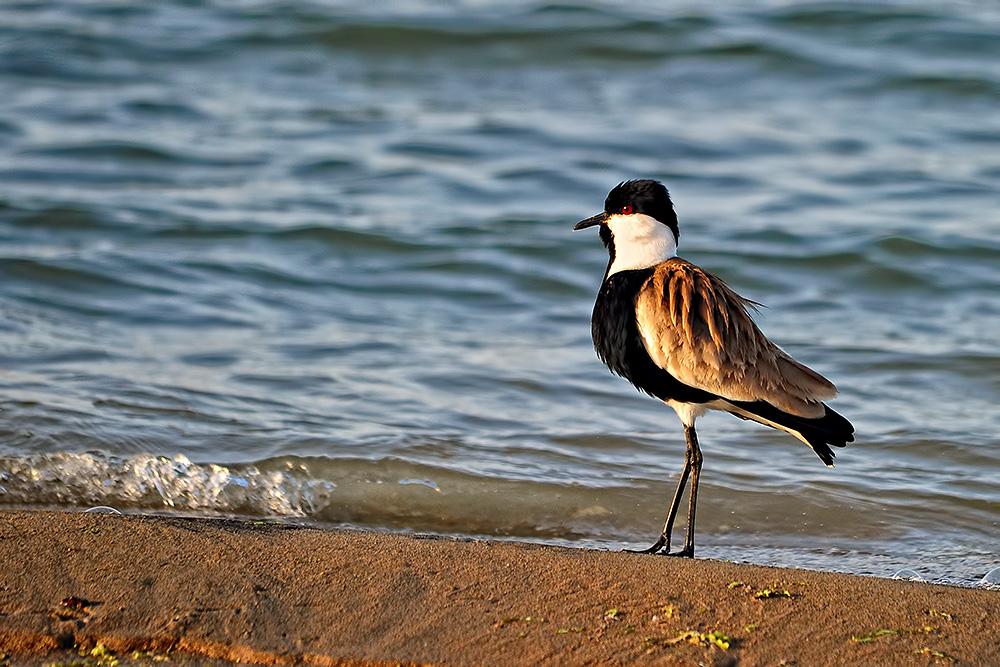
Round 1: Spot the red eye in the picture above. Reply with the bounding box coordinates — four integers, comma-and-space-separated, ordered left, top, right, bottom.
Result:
621, 205, 633, 215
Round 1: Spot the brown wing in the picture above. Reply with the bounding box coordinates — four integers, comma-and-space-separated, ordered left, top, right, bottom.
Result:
635, 258, 837, 418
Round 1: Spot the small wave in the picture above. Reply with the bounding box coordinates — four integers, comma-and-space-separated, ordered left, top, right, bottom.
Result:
0, 256, 139, 291
0, 452, 628, 541
877, 74, 1000, 100
0, 452, 314, 517
770, 5, 938, 28
3, 204, 118, 232
30, 142, 184, 164
122, 99, 207, 120
28, 141, 266, 168
291, 158, 356, 178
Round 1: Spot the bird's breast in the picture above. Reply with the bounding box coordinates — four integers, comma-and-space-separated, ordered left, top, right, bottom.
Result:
591, 269, 654, 381
590, 268, 717, 405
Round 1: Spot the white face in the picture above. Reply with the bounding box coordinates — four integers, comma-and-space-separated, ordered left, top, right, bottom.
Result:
606, 212, 678, 275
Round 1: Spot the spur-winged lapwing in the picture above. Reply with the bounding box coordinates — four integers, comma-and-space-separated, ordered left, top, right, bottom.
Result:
574, 179, 854, 557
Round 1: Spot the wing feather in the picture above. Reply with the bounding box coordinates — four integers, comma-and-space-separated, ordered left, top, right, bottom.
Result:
635, 259, 837, 418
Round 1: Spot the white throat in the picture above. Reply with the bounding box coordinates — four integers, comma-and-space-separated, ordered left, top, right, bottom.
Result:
606, 212, 678, 275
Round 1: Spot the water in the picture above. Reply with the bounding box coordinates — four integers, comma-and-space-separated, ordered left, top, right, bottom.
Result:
1, 1, 998, 586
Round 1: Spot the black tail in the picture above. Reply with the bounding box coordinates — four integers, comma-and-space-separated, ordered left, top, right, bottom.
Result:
725, 400, 855, 466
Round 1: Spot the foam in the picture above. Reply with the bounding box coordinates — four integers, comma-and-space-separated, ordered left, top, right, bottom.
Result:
0, 451, 317, 517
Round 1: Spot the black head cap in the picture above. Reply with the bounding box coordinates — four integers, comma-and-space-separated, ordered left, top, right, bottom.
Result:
603, 179, 679, 242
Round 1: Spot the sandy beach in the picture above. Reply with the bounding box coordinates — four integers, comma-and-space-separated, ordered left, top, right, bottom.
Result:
1, 510, 997, 665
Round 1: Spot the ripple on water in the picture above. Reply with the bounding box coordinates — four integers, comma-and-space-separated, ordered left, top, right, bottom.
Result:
0, 0, 998, 579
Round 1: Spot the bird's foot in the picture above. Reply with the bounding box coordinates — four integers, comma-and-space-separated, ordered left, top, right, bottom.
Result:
622, 543, 694, 558
663, 547, 694, 558
623, 537, 669, 554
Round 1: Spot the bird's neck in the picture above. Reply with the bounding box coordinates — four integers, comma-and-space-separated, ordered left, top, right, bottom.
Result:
605, 213, 678, 277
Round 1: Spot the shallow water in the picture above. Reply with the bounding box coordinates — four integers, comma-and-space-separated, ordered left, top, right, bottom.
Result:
1, 1, 999, 586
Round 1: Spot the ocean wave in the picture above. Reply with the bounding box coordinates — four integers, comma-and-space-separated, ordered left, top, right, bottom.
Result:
0, 451, 623, 540
0, 452, 313, 516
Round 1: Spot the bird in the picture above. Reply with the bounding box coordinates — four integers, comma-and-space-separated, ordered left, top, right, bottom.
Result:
574, 179, 854, 557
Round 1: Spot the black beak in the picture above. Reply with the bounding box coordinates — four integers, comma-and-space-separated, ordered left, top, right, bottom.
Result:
573, 212, 607, 230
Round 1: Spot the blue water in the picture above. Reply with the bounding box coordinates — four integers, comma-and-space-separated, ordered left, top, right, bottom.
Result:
1, 1, 998, 586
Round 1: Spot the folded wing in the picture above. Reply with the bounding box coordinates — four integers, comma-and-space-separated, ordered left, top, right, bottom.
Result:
635, 258, 837, 419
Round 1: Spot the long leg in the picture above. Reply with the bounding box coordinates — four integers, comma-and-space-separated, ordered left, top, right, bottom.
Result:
627, 426, 697, 555
672, 425, 703, 558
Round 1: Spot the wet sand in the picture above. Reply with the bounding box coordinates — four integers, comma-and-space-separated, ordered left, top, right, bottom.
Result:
1, 510, 997, 665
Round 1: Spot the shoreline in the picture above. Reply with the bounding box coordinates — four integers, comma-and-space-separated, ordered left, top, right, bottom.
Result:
2, 510, 998, 665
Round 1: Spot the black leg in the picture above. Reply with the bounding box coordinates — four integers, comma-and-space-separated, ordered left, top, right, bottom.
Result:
626, 425, 697, 555
671, 425, 702, 558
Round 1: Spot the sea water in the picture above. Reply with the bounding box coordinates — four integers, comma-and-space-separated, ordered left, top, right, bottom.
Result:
1, 1, 998, 586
